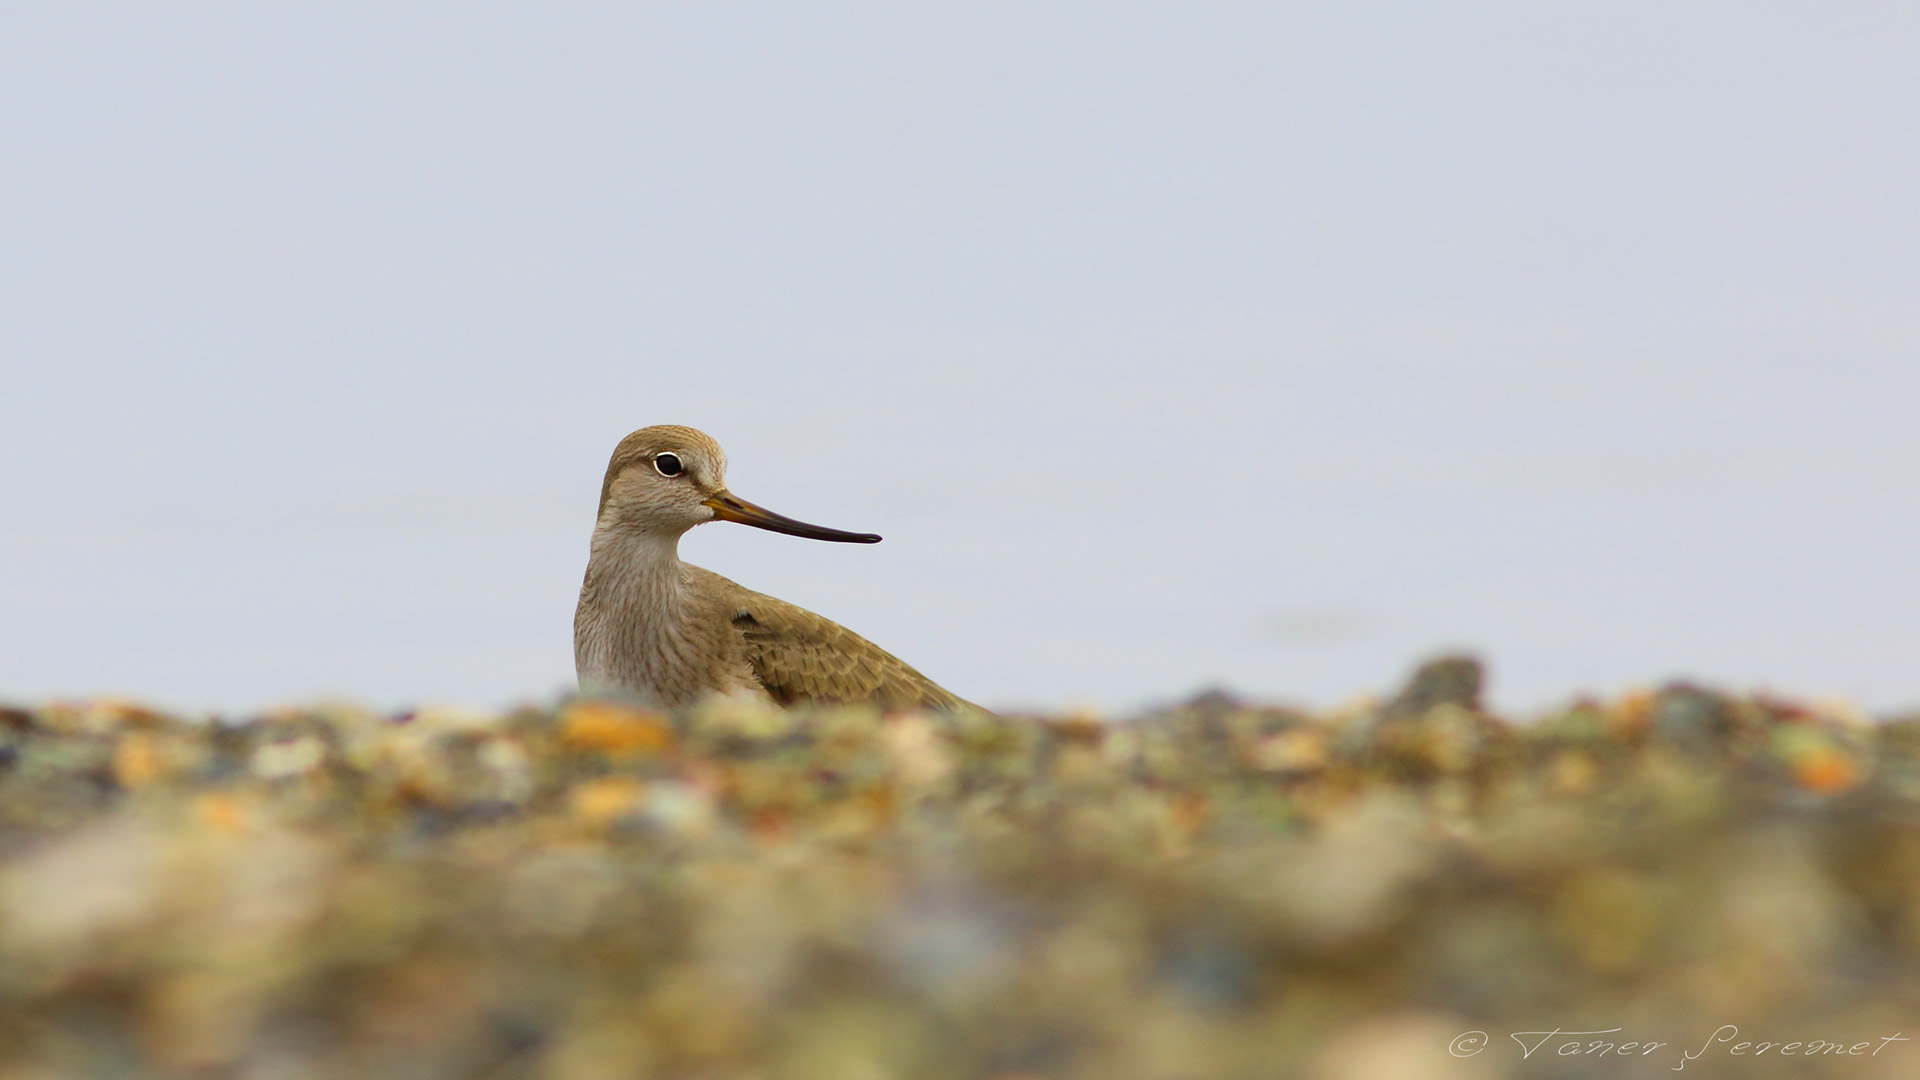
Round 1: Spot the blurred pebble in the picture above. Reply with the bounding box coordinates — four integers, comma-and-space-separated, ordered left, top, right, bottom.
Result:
251, 734, 327, 780
0, 667, 1911, 1079
558, 700, 674, 755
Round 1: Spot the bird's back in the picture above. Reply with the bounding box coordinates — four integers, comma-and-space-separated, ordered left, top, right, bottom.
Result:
687, 565, 976, 713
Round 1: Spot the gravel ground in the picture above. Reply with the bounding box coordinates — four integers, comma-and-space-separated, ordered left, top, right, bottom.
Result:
3, 659, 1919, 1080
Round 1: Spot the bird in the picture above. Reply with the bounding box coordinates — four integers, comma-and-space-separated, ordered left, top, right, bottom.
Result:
573, 424, 976, 712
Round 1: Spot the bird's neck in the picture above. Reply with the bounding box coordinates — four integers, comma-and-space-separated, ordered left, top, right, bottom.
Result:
590, 523, 685, 594
575, 524, 695, 701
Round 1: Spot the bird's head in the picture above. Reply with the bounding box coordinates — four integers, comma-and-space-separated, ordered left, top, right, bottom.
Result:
594, 424, 881, 544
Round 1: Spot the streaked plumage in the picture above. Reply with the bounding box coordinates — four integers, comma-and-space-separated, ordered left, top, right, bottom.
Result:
574, 425, 973, 712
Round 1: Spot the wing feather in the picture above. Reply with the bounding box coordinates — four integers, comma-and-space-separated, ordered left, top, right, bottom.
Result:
690, 568, 972, 711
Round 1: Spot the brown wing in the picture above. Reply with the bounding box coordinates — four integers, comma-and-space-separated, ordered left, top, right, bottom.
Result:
692, 568, 974, 711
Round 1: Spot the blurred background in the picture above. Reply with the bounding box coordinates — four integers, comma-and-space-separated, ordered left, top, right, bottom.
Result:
2, 2, 1916, 716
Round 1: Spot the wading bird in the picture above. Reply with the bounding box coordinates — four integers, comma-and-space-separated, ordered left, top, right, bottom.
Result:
574, 425, 974, 712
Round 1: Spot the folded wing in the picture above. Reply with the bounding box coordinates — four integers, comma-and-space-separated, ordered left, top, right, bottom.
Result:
694, 568, 973, 711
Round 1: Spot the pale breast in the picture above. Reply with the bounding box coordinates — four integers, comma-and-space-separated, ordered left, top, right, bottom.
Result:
573, 541, 766, 708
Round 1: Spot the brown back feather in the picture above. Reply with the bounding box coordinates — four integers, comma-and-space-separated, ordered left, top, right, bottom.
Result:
688, 567, 973, 711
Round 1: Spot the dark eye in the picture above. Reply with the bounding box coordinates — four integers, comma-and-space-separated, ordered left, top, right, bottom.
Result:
652, 452, 684, 478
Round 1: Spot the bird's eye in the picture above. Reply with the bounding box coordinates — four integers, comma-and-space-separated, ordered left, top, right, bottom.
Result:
652, 452, 684, 478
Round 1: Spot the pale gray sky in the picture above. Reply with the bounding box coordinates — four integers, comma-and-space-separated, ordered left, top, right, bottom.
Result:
4, 3, 1917, 715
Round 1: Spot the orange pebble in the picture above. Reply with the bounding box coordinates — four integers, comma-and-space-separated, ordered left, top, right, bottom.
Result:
1793, 748, 1861, 794
1171, 791, 1209, 835
113, 732, 165, 789
559, 701, 675, 755
569, 776, 644, 825
1608, 689, 1655, 738
194, 792, 249, 833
